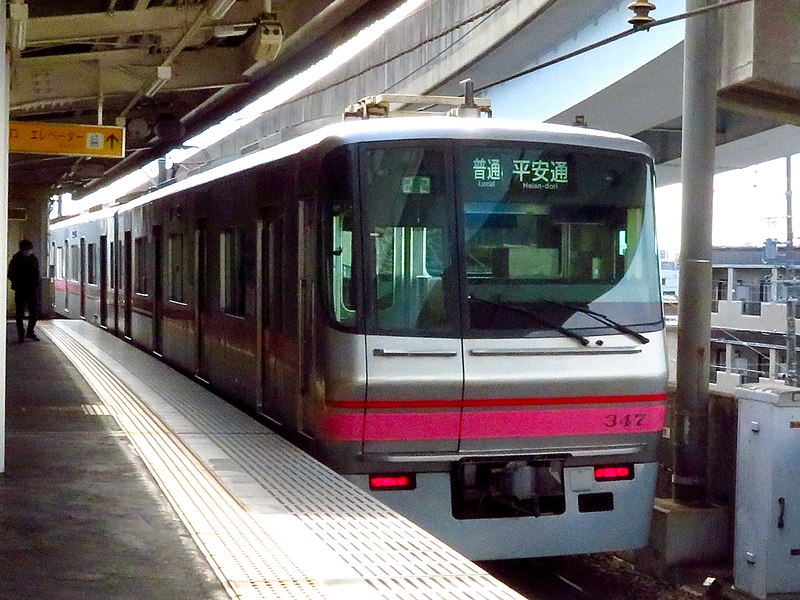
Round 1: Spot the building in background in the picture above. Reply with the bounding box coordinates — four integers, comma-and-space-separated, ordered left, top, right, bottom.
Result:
664, 246, 797, 392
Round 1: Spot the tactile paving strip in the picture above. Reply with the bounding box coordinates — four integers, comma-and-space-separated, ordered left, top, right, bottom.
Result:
43, 321, 526, 600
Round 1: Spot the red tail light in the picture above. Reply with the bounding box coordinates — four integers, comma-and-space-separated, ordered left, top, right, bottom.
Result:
594, 465, 634, 481
369, 474, 416, 491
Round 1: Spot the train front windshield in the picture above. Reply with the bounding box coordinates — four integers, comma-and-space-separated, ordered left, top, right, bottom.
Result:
328, 141, 662, 338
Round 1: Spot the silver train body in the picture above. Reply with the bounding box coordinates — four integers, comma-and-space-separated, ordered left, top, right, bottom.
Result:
50, 117, 668, 560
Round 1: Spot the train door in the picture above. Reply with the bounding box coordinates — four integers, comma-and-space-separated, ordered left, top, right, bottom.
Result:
99, 235, 108, 328
64, 240, 70, 312
298, 195, 316, 436
256, 213, 265, 412
79, 238, 86, 319
152, 225, 163, 356
262, 214, 282, 421
360, 143, 463, 454
194, 218, 208, 380
123, 230, 132, 339
112, 216, 119, 334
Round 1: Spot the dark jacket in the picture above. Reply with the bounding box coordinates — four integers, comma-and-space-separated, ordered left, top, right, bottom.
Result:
8, 251, 40, 292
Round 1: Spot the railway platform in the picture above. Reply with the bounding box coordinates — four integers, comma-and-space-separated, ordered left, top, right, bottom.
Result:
1, 319, 525, 600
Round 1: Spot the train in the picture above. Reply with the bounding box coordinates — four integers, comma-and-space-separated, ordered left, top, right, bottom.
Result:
50, 114, 668, 560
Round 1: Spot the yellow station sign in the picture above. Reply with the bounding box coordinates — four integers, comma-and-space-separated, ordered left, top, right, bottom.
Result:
9, 121, 126, 158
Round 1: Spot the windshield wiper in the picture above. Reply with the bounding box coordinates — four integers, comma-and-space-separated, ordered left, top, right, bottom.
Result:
543, 300, 649, 344
468, 295, 590, 346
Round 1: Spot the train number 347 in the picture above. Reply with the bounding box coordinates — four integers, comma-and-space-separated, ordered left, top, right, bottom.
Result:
604, 413, 647, 428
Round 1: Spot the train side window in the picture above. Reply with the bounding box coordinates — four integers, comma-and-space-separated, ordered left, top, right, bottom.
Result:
55, 245, 64, 279
69, 244, 79, 281
221, 227, 245, 316
87, 243, 97, 285
110, 241, 116, 289
322, 148, 357, 327
134, 236, 148, 294
168, 233, 186, 303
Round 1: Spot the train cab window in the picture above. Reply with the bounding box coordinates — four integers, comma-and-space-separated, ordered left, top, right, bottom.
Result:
221, 227, 245, 316
168, 233, 186, 303
134, 236, 148, 294
457, 145, 661, 334
360, 145, 457, 335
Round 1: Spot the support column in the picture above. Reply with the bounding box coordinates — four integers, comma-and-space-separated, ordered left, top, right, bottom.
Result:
727, 267, 734, 300
772, 267, 779, 302
769, 348, 778, 380
1, 6, 9, 473
674, 0, 720, 503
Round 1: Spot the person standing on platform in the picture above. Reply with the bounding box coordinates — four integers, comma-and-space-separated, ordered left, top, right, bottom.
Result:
7, 239, 41, 342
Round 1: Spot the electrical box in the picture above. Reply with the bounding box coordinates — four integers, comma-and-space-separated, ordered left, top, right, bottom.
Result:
734, 383, 800, 600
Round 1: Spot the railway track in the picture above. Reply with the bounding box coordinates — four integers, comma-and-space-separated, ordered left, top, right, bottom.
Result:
480, 553, 706, 600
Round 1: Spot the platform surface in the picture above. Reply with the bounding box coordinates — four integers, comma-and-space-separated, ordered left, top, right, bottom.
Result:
1, 320, 525, 599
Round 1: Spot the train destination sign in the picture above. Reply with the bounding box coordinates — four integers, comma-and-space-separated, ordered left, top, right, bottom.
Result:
471, 155, 570, 191
9, 121, 126, 158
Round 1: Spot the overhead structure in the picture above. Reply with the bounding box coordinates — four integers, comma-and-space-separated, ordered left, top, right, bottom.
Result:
4, 0, 385, 194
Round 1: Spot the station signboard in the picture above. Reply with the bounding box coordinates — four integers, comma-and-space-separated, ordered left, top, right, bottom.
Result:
9, 121, 126, 158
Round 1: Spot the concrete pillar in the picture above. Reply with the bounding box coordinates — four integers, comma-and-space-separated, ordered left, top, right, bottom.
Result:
674, 0, 720, 503
1, 6, 9, 473
772, 267, 779, 302
769, 348, 778, 379
727, 267, 734, 300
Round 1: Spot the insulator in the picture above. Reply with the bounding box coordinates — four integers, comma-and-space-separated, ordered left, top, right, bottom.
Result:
627, 0, 656, 30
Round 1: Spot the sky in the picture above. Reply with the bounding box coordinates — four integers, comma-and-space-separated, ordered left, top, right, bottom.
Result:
655, 154, 800, 258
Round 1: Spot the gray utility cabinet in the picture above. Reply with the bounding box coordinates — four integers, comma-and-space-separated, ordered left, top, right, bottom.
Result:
735, 384, 800, 600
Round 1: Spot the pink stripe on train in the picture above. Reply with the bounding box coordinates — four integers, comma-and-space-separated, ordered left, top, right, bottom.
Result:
322, 404, 666, 441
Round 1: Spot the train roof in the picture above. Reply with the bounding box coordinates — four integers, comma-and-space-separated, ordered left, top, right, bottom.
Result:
52, 116, 653, 230
315, 117, 653, 157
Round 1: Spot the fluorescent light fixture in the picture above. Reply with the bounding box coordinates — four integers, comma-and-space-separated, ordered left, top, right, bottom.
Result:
206, 0, 236, 20
145, 79, 167, 98
213, 24, 250, 38
75, 0, 425, 210
144, 66, 172, 98
168, 0, 426, 165
70, 170, 150, 214
8, 2, 28, 51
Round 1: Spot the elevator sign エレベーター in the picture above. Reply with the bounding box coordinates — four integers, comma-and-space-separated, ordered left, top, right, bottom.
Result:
9, 121, 126, 158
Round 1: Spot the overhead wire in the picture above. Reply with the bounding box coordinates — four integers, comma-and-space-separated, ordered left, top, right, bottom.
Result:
277, 0, 754, 120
